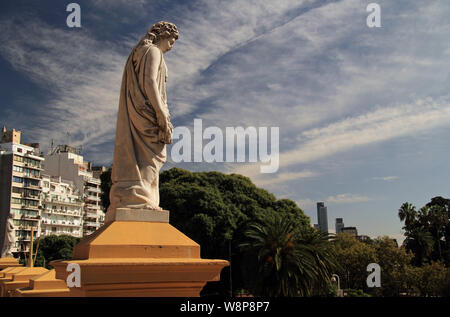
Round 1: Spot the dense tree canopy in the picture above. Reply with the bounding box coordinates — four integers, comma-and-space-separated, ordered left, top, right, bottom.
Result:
159, 168, 310, 259
159, 168, 312, 295
32, 235, 81, 269
239, 212, 336, 296
399, 197, 450, 266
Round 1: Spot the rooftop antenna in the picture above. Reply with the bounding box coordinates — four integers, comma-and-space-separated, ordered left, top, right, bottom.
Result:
49, 139, 54, 155
66, 132, 71, 146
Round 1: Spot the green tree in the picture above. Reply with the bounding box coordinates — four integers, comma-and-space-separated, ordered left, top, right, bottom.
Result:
398, 202, 417, 230
332, 234, 377, 291
239, 212, 336, 296
412, 262, 450, 296
33, 235, 81, 269
404, 227, 434, 266
399, 198, 450, 266
372, 236, 413, 296
100, 166, 112, 211
159, 167, 311, 295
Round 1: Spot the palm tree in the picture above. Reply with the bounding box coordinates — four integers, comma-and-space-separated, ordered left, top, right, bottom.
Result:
427, 205, 449, 261
404, 227, 434, 266
398, 202, 417, 230
239, 213, 336, 296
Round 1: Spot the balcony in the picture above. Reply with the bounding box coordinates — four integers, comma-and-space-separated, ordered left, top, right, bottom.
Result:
85, 212, 100, 219
21, 204, 39, 211
23, 183, 40, 190
45, 209, 82, 217
21, 215, 40, 221
86, 186, 102, 193
85, 194, 100, 201
22, 193, 40, 200
41, 220, 81, 227
17, 225, 38, 231
42, 231, 82, 238
44, 197, 83, 206
23, 162, 43, 171
84, 221, 99, 227
44, 209, 82, 217
23, 174, 40, 180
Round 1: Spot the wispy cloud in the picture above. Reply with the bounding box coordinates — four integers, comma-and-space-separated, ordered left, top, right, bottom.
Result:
281, 97, 450, 167
296, 198, 316, 209
327, 193, 373, 204
250, 170, 317, 187
0, 17, 127, 164
372, 176, 399, 181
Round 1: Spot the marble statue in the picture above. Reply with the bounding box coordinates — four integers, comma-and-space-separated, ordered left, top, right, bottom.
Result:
1, 213, 15, 257
108, 21, 179, 213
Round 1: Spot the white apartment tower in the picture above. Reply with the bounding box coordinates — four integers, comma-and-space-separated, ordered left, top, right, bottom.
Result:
40, 174, 83, 238
43, 145, 104, 236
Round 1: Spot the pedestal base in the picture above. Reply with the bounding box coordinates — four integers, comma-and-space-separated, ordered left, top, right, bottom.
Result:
0, 257, 22, 270
12, 269, 70, 297
51, 217, 229, 297
0, 267, 48, 297
52, 258, 227, 297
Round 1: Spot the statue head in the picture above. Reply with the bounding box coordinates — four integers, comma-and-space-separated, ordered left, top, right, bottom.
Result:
147, 21, 179, 43
138, 21, 179, 52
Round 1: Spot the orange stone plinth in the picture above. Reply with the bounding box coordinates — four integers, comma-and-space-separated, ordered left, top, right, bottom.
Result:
0, 257, 22, 270
13, 269, 70, 297
0, 267, 48, 297
51, 220, 229, 297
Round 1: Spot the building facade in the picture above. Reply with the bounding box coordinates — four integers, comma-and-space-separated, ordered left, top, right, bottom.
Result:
335, 218, 344, 234
40, 175, 83, 238
0, 127, 43, 255
43, 145, 104, 236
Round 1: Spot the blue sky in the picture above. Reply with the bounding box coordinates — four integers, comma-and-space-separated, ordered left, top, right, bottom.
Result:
1, 0, 450, 244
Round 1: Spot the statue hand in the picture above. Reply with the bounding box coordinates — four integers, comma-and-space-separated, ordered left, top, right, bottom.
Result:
157, 112, 168, 131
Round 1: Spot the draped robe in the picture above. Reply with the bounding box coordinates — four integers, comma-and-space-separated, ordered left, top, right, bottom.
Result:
108, 43, 170, 212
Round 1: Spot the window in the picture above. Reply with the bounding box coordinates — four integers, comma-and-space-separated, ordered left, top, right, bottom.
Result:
12, 187, 22, 194
13, 165, 23, 172
14, 155, 23, 162
11, 197, 22, 204
13, 176, 23, 183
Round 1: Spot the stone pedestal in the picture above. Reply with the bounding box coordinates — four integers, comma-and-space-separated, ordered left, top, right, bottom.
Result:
51, 209, 229, 297
0, 257, 22, 270
0, 267, 48, 297
13, 269, 70, 297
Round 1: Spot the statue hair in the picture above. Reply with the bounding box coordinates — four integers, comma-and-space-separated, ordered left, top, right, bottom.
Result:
138, 21, 179, 47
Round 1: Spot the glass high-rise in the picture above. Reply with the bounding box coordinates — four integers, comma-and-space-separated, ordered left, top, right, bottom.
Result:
317, 202, 328, 233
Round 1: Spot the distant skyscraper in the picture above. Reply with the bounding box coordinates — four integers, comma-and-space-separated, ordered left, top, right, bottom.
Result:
335, 218, 344, 234
317, 202, 328, 233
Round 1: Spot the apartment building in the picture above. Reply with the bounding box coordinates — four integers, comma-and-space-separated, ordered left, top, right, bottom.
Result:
40, 174, 83, 238
0, 127, 43, 255
43, 145, 104, 236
